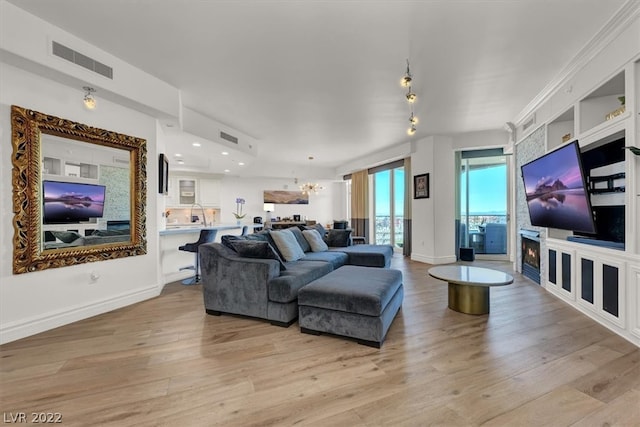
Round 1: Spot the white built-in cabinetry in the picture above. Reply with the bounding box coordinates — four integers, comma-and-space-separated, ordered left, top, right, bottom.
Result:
166, 175, 221, 207
535, 59, 640, 346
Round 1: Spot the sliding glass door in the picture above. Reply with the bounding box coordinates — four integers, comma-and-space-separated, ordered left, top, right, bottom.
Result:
374, 167, 404, 250
458, 150, 509, 258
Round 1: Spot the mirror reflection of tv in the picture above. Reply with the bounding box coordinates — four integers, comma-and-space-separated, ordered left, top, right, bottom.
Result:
43, 180, 106, 224
521, 141, 596, 234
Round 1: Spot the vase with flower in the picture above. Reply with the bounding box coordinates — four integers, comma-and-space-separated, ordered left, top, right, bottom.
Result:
234, 198, 246, 225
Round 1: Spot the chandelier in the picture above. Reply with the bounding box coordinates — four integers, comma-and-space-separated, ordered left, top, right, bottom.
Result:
300, 182, 324, 195
299, 156, 324, 195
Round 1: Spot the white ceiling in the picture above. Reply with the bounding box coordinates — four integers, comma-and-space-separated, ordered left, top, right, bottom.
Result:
9, 0, 627, 177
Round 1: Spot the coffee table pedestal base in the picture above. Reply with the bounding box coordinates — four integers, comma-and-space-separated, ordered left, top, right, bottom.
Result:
448, 283, 489, 315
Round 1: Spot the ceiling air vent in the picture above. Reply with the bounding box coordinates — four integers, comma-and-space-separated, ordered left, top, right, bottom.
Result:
52, 41, 113, 79
220, 131, 238, 144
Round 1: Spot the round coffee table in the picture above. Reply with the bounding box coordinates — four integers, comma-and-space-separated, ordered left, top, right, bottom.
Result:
428, 265, 513, 315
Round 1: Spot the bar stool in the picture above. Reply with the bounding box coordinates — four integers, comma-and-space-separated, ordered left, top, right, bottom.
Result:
179, 229, 217, 285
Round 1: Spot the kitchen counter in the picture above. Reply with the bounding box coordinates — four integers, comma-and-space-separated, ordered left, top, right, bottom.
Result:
159, 223, 261, 236
159, 223, 262, 284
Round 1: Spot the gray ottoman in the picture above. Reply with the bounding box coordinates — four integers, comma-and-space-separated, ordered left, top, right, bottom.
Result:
329, 244, 394, 268
298, 265, 403, 348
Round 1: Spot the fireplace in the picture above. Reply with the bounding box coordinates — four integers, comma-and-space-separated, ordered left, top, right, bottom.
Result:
520, 229, 540, 284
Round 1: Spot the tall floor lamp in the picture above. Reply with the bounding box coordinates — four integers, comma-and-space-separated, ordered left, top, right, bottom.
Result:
263, 203, 275, 228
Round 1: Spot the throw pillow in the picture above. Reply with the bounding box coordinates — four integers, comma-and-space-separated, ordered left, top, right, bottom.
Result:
221, 234, 244, 250
256, 230, 286, 260
246, 233, 269, 243
302, 229, 329, 252
270, 229, 305, 261
229, 240, 286, 271
51, 230, 82, 244
221, 233, 269, 251
304, 223, 326, 239
287, 226, 311, 253
324, 229, 352, 247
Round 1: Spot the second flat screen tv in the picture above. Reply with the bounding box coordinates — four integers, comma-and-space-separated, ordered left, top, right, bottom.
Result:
43, 180, 106, 224
521, 141, 596, 234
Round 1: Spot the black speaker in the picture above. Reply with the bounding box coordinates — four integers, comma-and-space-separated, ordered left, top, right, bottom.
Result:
459, 247, 475, 261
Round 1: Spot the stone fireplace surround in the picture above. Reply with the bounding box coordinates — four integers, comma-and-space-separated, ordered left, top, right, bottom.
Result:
515, 126, 547, 282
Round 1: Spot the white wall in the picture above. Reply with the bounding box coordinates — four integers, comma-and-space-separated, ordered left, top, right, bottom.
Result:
410, 136, 457, 264
217, 176, 343, 227
0, 63, 161, 344
452, 129, 510, 150
336, 142, 412, 177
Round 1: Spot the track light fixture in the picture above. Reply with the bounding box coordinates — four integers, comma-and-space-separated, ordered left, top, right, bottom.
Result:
401, 60, 418, 136
405, 87, 417, 103
83, 86, 97, 110
401, 59, 412, 87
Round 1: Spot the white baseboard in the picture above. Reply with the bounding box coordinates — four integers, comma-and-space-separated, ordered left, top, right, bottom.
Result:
410, 253, 457, 265
163, 270, 195, 285
0, 285, 161, 345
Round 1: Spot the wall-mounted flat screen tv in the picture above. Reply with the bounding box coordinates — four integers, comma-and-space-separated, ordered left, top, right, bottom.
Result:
43, 180, 106, 224
521, 141, 596, 234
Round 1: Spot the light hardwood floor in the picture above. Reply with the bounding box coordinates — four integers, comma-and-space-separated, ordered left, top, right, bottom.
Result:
1, 257, 639, 426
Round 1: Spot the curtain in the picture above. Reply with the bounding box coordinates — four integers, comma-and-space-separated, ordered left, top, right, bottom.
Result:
403, 157, 412, 257
350, 169, 369, 243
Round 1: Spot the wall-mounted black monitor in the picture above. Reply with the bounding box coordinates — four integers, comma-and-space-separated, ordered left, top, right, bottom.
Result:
159, 153, 169, 195
43, 180, 106, 224
521, 141, 596, 234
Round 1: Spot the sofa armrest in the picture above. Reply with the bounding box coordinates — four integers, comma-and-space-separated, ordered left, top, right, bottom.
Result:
199, 243, 281, 319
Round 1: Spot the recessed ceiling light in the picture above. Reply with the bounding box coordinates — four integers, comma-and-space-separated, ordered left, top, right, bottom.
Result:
175, 153, 182, 157
238, 162, 245, 166
221, 151, 229, 156
224, 169, 230, 173
177, 159, 184, 164
192, 142, 201, 147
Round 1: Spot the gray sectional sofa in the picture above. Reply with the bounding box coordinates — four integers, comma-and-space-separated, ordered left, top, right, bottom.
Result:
199, 226, 395, 327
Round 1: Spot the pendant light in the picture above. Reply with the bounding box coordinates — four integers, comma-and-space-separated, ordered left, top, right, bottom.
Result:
83, 86, 97, 110
401, 60, 418, 136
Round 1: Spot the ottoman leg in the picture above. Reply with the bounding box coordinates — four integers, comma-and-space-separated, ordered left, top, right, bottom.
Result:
357, 338, 382, 348
303, 327, 381, 348
270, 319, 296, 328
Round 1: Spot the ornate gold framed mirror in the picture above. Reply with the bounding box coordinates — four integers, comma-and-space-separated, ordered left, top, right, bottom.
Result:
11, 105, 147, 274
